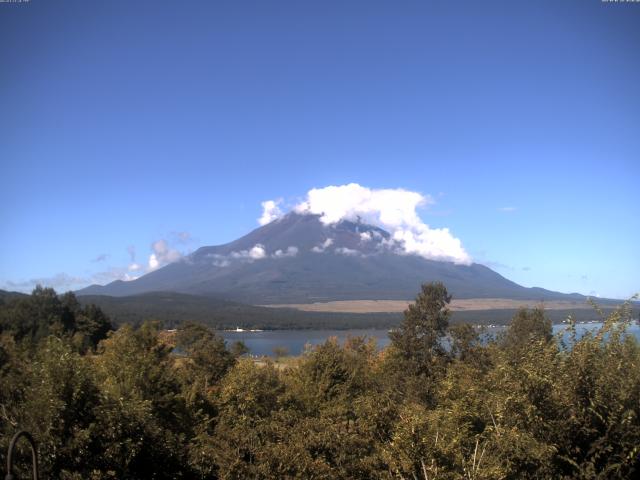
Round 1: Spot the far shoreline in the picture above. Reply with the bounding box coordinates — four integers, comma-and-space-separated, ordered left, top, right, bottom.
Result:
260, 297, 619, 314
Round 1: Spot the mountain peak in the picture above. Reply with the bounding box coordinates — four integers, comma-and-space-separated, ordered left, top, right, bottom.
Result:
190, 211, 393, 262
76, 211, 583, 304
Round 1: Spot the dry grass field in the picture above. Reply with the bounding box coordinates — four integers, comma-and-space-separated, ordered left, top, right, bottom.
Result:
262, 298, 595, 313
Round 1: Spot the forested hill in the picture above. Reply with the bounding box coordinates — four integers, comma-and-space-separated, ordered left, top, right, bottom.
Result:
76, 291, 401, 330
1, 288, 627, 330
80, 291, 629, 329
0, 289, 26, 303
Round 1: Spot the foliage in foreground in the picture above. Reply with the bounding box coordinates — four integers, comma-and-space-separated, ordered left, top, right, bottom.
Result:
0, 284, 639, 479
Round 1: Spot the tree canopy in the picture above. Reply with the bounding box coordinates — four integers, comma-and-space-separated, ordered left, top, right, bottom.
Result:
1, 285, 638, 479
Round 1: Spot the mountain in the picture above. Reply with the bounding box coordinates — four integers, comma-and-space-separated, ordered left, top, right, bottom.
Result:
0, 289, 27, 303
78, 212, 586, 304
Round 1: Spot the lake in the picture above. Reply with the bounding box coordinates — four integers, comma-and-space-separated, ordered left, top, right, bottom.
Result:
218, 322, 640, 357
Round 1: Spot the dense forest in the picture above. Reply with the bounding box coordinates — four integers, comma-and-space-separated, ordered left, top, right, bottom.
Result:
1, 284, 639, 479
76, 291, 403, 330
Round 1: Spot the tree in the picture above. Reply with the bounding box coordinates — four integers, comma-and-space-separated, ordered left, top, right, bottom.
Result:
502, 306, 552, 352
230, 340, 249, 357
386, 282, 452, 402
74, 303, 113, 350
390, 282, 451, 361
0, 288, 112, 350
176, 321, 235, 387
0, 286, 62, 342
204, 359, 284, 479
92, 321, 192, 479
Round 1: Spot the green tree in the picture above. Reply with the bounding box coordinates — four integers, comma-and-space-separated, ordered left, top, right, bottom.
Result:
0, 288, 112, 350
386, 282, 452, 403
551, 306, 640, 479
502, 306, 552, 352
1, 336, 101, 479
390, 282, 451, 363
0, 286, 62, 342
92, 321, 193, 479
230, 340, 249, 357
203, 359, 284, 479
176, 321, 235, 391
74, 302, 113, 351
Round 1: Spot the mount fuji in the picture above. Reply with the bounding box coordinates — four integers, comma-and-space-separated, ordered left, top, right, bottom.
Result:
77, 213, 584, 305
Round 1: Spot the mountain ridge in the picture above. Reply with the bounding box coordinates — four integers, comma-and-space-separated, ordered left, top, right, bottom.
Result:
77, 213, 588, 304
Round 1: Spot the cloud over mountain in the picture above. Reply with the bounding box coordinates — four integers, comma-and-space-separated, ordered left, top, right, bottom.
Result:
258, 199, 283, 226
261, 183, 471, 264
149, 239, 183, 271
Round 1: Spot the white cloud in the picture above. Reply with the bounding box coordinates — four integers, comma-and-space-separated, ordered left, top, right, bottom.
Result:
149, 254, 159, 270
128, 263, 142, 272
227, 244, 300, 262
311, 238, 333, 253
231, 243, 267, 260
335, 247, 360, 256
498, 206, 517, 212
258, 199, 284, 225
250, 244, 266, 259
148, 239, 183, 271
360, 231, 372, 242
273, 246, 298, 258
295, 183, 471, 264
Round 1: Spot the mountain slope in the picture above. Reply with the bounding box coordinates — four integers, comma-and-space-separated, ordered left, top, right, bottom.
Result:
0, 289, 28, 303
78, 213, 585, 304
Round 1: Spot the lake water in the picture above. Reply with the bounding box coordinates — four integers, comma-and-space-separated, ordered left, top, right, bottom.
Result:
219, 322, 640, 357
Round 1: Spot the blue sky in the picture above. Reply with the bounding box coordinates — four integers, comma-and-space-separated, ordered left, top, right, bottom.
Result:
1, 0, 638, 299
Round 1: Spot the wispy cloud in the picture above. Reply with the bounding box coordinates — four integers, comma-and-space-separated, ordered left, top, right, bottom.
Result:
273, 246, 298, 258
311, 238, 333, 253
230, 244, 267, 260
4, 273, 87, 291
335, 247, 361, 256
148, 239, 184, 271
498, 206, 517, 212
3, 234, 195, 292
205, 243, 299, 267
91, 267, 139, 284
171, 231, 195, 244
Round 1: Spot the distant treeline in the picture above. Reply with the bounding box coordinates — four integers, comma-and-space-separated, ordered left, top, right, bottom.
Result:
77, 291, 626, 330
0, 283, 639, 479
1, 288, 628, 331
76, 292, 403, 330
